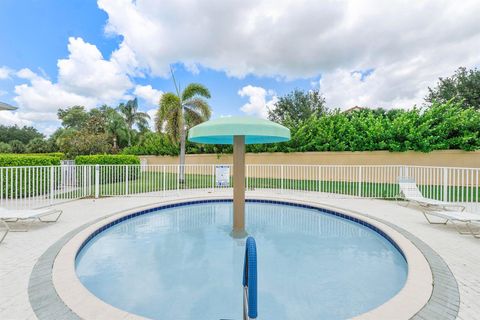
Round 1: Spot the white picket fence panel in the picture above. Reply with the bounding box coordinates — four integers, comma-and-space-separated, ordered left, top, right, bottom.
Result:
0, 164, 478, 209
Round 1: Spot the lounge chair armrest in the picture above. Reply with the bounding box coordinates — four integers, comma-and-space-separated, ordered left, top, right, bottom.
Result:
443, 203, 466, 212
38, 209, 63, 223
0, 220, 9, 244
0, 219, 9, 231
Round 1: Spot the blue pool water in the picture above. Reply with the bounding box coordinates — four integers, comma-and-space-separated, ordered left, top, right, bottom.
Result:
75, 201, 407, 320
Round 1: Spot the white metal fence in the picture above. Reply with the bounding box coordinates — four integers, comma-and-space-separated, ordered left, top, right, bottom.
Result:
1, 164, 479, 209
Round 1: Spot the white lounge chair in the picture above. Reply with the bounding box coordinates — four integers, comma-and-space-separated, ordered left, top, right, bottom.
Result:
0, 220, 8, 244
420, 208, 480, 236
466, 220, 480, 238
0, 207, 63, 232
397, 177, 465, 211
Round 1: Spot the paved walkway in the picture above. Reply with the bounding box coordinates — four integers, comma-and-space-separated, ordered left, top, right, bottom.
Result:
0, 191, 479, 320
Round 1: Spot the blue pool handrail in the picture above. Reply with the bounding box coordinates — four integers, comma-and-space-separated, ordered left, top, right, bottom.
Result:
243, 236, 257, 320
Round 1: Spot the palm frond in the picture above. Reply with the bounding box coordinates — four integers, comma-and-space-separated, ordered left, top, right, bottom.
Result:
182, 83, 211, 101
156, 93, 180, 130
156, 93, 182, 142
184, 98, 211, 118
162, 108, 181, 143
184, 108, 206, 127
135, 116, 149, 128
116, 102, 126, 114
135, 111, 151, 120
133, 111, 151, 129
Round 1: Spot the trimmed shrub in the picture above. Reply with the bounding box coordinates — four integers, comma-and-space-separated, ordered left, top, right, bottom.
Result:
0, 152, 65, 159
41, 152, 66, 159
75, 154, 140, 165
0, 154, 61, 166
0, 154, 62, 199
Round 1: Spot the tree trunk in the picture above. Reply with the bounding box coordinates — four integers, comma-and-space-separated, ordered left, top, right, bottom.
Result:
179, 123, 186, 184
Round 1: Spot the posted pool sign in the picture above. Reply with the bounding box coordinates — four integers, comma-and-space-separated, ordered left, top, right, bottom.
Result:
215, 165, 230, 187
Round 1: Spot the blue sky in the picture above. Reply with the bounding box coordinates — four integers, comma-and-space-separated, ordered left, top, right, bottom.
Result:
0, 0, 315, 133
0, 0, 479, 134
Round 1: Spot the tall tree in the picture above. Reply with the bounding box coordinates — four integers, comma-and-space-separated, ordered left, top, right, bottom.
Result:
268, 89, 327, 128
155, 78, 211, 182
426, 67, 480, 110
117, 98, 151, 146
100, 105, 128, 151
0, 125, 44, 144
26, 137, 50, 153
9, 140, 26, 153
57, 106, 90, 130
85, 109, 108, 134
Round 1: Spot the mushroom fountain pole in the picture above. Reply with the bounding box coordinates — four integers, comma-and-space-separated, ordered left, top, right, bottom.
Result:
188, 116, 290, 238
233, 135, 246, 236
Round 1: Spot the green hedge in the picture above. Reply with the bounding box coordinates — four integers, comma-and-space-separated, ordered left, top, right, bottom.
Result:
0, 154, 61, 199
0, 154, 61, 167
75, 154, 140, 165
37, 152, 65, 159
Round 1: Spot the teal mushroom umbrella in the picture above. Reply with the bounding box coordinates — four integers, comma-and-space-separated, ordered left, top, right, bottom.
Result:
0, 102, 17, 111
188, 116, 290, 237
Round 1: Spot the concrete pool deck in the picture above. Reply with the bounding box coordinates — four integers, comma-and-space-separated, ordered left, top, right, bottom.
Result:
0, 190, 479, 320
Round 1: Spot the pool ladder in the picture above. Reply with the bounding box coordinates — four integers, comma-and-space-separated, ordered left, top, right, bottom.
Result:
243, 237, 258, 320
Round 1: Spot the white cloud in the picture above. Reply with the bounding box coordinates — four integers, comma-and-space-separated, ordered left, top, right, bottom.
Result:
0, 66, 12, 79
98, 0, 480, 107
16, 68, 38, 80
320, 68, 425, 110
319, 42, 480, 109
57, 37, 132, 103
5, 37, 165, 134
110, 41, 142, 77
0, 111, 33, 127
238, 85, 278, 118
14, 73, 97, 115
11, 37, 135, 130
183, 62, 200, 75
133, 84, 163, 107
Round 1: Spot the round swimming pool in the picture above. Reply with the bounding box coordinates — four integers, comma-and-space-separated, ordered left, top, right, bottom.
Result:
75, 200, 408, 320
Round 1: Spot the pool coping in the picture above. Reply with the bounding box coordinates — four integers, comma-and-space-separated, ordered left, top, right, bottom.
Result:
28, 195, 459, 320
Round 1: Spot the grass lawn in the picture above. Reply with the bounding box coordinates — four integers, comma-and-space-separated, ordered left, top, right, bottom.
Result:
4, 170, 477, 202
82, 171, 479, 202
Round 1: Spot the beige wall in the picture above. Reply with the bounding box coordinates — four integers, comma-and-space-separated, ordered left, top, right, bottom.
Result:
141, 150, 480, 168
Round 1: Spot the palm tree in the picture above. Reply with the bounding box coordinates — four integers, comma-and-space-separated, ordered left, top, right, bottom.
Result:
156, 81, 211, 183
117, 98, 151, 146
